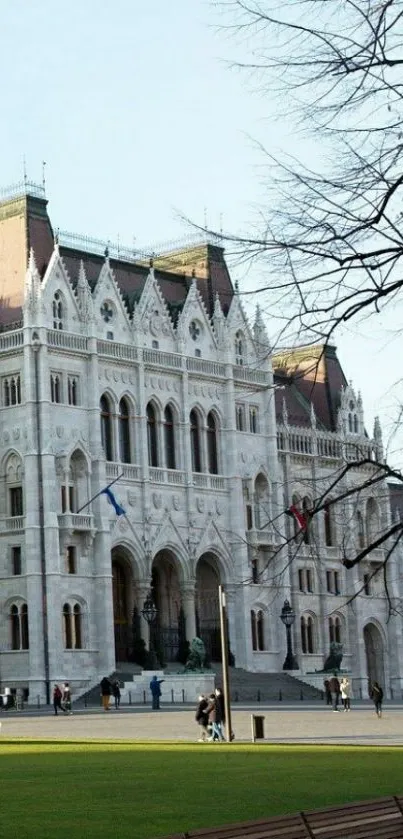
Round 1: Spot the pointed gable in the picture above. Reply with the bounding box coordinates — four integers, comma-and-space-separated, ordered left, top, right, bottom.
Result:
176, 277, 217, 359
135, 264, 175, 350
92, 256, 131, 342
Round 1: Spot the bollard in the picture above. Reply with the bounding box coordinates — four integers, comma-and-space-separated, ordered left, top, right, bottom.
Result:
251, 714, 265, 742
84, 696, 87, 708
37, 694, 40, 710
143, 690, 146, 704
257, 689, 261, 702
321, 691, 324, 701
300, 690, 304, 701
279, 689, 282, 702
171, 689, 174, 704
359, 687, 362, 699
235, 691, 239, 703
129, 691, 132, 706
182, 689, 185, 703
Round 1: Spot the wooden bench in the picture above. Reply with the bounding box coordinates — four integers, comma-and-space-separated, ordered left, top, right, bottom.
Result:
161, 795, 403, 838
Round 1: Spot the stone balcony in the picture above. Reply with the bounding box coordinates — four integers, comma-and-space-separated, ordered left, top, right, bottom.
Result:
57, 513, 95, 533
247, 527, 275, 547
3, 516, 25, 533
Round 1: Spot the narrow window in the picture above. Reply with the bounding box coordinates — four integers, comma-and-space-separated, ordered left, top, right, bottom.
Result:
236, 405, 245, 431
306, 569, 313, 593
298, 569, 305, 592
324, 503, 333, 546
119, 398, 131, 463
251, 557, 258, 584
51, 374, 62, 404
249, 407, 259, 433
326, 570, 332, 593
335, 617, 341, 644
10, 605, 20, 650
306, 617, 314, 653
100, 395, 113, 461
207, 412, 218, 474
302, 497, 311, 545
66, 546, 76, 574
12, 546, 22, 575
251, 611, 257, 651
246, 503, 253, 531
363, 573, 371, 596
329, 618, 335, 644
301, 616, 307, 654
73, 604, 82, 649
334, 571, 340, 595
53, 292, 64, 330
257, 610, 265, 651
68, 376, 78, 406
63, 604, 72, 649
21, 604, 29, 649
3, 378, 10, 406
190, 409, 201, 473
235, 331, 244, 366
147, 402, 159, 467
164, 405, 176, 469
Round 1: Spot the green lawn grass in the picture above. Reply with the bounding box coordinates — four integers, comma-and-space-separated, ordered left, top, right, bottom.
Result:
1, 740, 402, 838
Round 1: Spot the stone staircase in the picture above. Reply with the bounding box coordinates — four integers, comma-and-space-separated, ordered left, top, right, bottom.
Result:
76, 663, 322, 706
213, 665, 323, 702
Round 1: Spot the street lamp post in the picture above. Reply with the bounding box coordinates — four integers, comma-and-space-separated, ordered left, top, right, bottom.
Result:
280, 599, 298, 670
141, 591, 159, 669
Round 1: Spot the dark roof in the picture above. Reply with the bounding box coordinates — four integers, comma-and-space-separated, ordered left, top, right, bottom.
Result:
273, 345, 348, 432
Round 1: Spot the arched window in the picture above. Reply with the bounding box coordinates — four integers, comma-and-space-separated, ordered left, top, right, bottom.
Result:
52, 291, 64, 330
10, 604, 20, 650
324, 503, 333, 547
236, 404, 245, 431
21, 604, 29, 649
235, 331, 244, 366
207, 412, 218, 474
63, 603, 73, 649
190, 409, 202, 473
329, 616, 342, 645
118, 398, 131, 463
302, 497, 311, 545
50, 373, 61, 403
100, 395, 113, 461
301, 614, 315, 654
356, 510, 365, 549
147, 402, 159, 467
348, 413, 353, 433
251, 610, 257, 651
366, 498, 379, 545
354, 414, 358, 433
73, 604, 82, 649
164, 405, 176, 470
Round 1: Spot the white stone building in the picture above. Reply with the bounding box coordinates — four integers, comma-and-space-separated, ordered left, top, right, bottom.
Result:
0, 183, 401, 703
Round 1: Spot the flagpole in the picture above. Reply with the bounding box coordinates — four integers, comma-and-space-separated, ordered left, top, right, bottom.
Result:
75, 473, 124, 514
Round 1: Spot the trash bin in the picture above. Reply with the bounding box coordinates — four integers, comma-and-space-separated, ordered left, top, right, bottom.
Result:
251, 714, 265, 742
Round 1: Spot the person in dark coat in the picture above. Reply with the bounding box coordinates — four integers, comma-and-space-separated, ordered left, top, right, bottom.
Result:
371, 681, 384, 718
206, 693, 224, 741
100, 676, 112, 711
195, 694, 209, 741
112, 679, 121, 710
214, 687, 225, 740
324, 679, 332, 706
329, 673, 340, 712
53, 684, 62, 716
150, 675, 164, 710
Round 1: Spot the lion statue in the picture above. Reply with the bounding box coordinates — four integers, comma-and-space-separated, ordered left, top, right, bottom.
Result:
185, 637, 206, 671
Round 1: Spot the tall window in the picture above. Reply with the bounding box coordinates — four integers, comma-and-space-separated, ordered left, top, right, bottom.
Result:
53, 291, 64, 330
50, 373, 62, 403
207, 412, 218, 474
329, 616, 342, 644
302, 497, 311, 544
147, 402, 159, 467
68, 376, 79, 406
366, 498, 379, 544
66, 546, 77, 574
324, 503, 333, 546
190, 409, 202, 473
119, 398, 131, 463
10, 603, 29, 650
100, 395, 113, 461
235, 404, 245, 431
164, 405, 176, 469
326, 570, 340, 595
298, 568, 314, 593
249, 407, 259, 433
301, 614, 314, 654
9, 486, 23, 517
235, 331, 244, 365
356, 510, 365, 549
12, 546, 22, 575
251, 610, 265, 651
63, 602, 83, 649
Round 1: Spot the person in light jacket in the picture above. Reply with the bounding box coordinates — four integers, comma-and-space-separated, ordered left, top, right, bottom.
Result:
340, 677, 351, 711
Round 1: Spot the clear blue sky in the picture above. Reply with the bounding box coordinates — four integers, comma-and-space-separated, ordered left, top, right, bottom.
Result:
1, 0, 400, 463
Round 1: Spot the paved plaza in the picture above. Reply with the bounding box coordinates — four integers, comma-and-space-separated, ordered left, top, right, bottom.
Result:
1, 702, 403, 746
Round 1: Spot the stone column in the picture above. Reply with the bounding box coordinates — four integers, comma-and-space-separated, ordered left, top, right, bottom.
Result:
181, 580, 197, 642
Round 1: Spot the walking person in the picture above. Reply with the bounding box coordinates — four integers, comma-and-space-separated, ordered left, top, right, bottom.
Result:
112, 679, 121, 710
206, 692, 224, 741
329, 672, 340, 712
195, 694, 209, 741
150, 675, 164, 710
100, 676, 112, 711
214, 687, 226, 741
62, 682, 72, 714
53, 684, 62, 716
371, 681, 384, 718
340, 677, 351, 711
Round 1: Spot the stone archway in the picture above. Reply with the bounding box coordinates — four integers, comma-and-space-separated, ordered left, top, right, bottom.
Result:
364, 622, 385, 692
195, 553, 221, 661
151, 550, 182, 663
111, 546, 136, 663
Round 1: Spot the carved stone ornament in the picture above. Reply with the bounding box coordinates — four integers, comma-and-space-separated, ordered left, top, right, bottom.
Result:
172, 494, 181, 511
118, 517, 129, 532
196, 497, 205, 514
12, 427, 20, 440
127, 491, 137, 507
150, 311, 162, 336
152, 492, 162, 509
56, 426, 64, 438
216, 500, 222, 516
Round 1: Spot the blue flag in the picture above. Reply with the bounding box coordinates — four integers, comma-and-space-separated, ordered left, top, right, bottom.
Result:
101, 487, 125, 516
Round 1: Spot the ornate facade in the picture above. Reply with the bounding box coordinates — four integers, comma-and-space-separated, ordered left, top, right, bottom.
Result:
0, 184, 401, 702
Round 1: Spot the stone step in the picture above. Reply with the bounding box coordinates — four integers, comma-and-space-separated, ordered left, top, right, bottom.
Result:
213, 665, 322, 701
